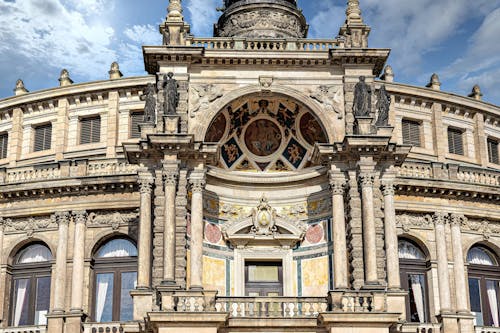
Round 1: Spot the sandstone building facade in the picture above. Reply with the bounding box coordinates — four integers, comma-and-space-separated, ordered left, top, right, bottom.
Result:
0, 1, 499, 333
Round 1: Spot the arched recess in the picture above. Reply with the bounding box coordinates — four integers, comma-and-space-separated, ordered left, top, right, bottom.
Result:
6, 236, 57, 266
87, 230, 138, 259
193, 85, 339, 144
201, 91, 331, 172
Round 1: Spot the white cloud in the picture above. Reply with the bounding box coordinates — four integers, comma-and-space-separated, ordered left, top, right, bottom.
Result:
186, 0, 221, 36
119, 24, 162, 77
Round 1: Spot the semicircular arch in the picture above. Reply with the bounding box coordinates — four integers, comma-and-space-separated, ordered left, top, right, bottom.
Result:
5, 236, 56, 266
87, 230, 137, 259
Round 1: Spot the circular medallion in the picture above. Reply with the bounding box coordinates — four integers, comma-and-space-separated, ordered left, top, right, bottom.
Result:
205, 223, 222, 244
244, 119, 282, 157
305, 224, 324, 244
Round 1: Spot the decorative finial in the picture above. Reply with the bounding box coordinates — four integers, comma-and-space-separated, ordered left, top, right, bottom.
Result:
468, 85, 483, 101
59, 69, 74, 87
167, 0, 183, 22
346, 0, 363, 24
426, 73, 441, 91
381, 65, 394, 83
14, 79, 28, 96
338, 0, 371, 48
109, 62, 123, 80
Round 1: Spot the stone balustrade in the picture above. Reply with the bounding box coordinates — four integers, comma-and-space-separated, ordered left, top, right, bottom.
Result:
0, 159, 139, 185
0, 327, 47, 333
215, 296, 328, 318
188, 37, 342, 51
329, 290, 387, 313
457, 167, 500, 186
83, 323, 122, 333
397, 323, 442, 333
475, 327, 500, 333
397, 162, 433, 179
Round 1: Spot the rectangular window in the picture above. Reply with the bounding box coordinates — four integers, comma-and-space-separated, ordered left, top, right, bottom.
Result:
33, 123, 52, 152
488, 139, 499, 164
34, 276, 51, 325
80, 116, 101, 144
448, 128, 464, 155
95, 273, 114, 323
130, 112, 143, 139
0, 133, 8, 159
13, 278, 31, 326
408, 274, 427, 323
119, 272, 137, 321
245, 261, 283, 297
469, 278, 484, 326
402, 119, 421, 147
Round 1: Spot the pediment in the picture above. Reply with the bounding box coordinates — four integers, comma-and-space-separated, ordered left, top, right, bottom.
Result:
221, 197, 307, 248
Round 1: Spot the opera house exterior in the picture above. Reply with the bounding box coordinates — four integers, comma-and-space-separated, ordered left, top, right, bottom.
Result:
1, 0, 500, 332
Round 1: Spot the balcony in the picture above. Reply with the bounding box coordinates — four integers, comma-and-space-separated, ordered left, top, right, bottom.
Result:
0, 327, 46, 333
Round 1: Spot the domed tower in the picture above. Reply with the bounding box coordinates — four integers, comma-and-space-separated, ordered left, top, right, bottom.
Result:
215, 0, 308, 38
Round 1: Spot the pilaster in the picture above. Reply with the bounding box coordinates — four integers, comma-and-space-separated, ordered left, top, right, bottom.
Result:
189, 168, 206, 290
106, 90, 120, 158
381, 177, 400, 290
162, 159, 180, 286
54, 98, 69, 161
330, 170, 348, 289
9, 107, 23, 166
433, 212, 452, 313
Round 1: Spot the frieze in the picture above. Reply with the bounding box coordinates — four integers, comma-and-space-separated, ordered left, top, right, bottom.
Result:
87, 210, 139, 230
461, 219, 500, 240
189, 84, 224, 118
396, 213, 433, 232
4, 215, 57, 236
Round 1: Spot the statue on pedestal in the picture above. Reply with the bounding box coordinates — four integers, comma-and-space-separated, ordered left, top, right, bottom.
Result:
162, 72, 179, 115
140, 83, 156, 123
353, 76, 372, 117
375, 85, 391, 127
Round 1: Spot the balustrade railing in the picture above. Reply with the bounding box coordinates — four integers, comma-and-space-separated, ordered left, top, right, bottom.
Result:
215, 296, 328, 318
475, 327, 500, 333
0, 327, 47, 333
397, 323, 442, 333
83, 322, 122, 333
188, 37, 342, 51
329, 290, 387, 313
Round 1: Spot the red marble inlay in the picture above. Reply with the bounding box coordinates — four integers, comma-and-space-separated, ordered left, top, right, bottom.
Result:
205, 223, 222, 244
305, 224, 324, 244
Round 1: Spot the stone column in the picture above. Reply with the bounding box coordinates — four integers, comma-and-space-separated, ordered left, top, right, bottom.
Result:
450, 214, 469, 313
359, 173, 378, 285
52, 211, 70, 313
330, 172, 348, 289
70, 211, 87, 312
434, 213, 452, 313
381, 181, 401, 290
137, 172, 154, 289
189, 170, 206, 290
162, 164, 178, 285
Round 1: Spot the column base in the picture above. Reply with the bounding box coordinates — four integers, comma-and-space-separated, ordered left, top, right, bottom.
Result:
161, 279, 178, 286
65, 311, 86, 333
361, 282, 385, 290
189, 285, 204, 291
157, 285, 181, 311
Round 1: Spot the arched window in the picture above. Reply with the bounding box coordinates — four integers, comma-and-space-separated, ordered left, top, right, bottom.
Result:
399, 239, 429, 323
93, 238, 137, 323
467, 245, 500, 327
11, 243, 52, 326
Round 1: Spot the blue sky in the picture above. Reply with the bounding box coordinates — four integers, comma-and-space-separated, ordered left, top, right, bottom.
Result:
0, 0, 499, 105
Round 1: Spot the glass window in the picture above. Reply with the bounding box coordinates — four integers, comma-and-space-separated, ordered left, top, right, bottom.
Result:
33, 124, 52, 152
80, 116, 101, 144
399, 239, 429, 323
244, 261, 283, 297
402, 119, 421, 147
468, 246, 500, 327
94, 238, 137, 322
488, 139, 499, 164
0, 132, 8, 159
130, 112, 143, 139
448, 128, 464, 155
11, 244, 52, 326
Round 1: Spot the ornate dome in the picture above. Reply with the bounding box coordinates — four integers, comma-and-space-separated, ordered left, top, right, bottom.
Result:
215, 0, 308, 38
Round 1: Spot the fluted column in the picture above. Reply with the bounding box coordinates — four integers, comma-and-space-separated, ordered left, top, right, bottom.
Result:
52, 211, 70, 313
450, 214, 469, 313
382, 181, 401, 290
162, 164, 178, 285
330, 172, 348, 289
189, 170, 206, 290
70, 211, 87, 313
137, 173, 154, 289
359, 173, 378, 284
434, 213, 452, 313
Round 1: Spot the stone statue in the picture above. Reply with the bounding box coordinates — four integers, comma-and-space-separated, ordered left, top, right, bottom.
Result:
162, 72, 179, 115
140, 83, 156, 123
353, 76, 372, 117
375, 85, 391, 127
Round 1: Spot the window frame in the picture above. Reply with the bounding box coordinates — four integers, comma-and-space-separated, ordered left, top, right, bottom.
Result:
79, 115, 102, 145
401, 119, 422, 147
447, 127, 465, 156
0, 132, 8, 159
10, 244, 52, 327
33, 123, 52, 152
129, 111, 143, 139
400, 258, 431, 323
244, 260, 283, 297
487, 138, 499, 164
91, 239, 138, 323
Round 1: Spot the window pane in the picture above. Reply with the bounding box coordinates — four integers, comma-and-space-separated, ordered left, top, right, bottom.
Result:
408, 274, 426, 323
34, 124, 52, 152
130, 112, 143, 139
248, 264, 280, 282
488, 139, 499, 164
13, 278, 31, 326
17, 244, 52, 264
80, 116, 101, 144
467, 247, 495, 266
0, 133, 8, 159
35, 276, 51, 325
448, 128, 464, 155
97, 239, 138, 258
402, 120, 421, 147
95, 273, 114, 322
486, 280, 500, 327
120, 272, 137, 321
398, 240, 425, 260
469, 278, 484, 326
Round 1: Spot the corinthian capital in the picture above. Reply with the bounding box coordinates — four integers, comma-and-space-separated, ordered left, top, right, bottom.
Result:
381, 181, 395, 196
329, 174, 347, 195
163, 169, 179, 187
190, 178, 206, 193
54, 211, 71, 226
73, 211, 88, 225
433, 212, 449, 226
358, 173, 374, 187
138, 176, 154, 194
450, 214, 467, 227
